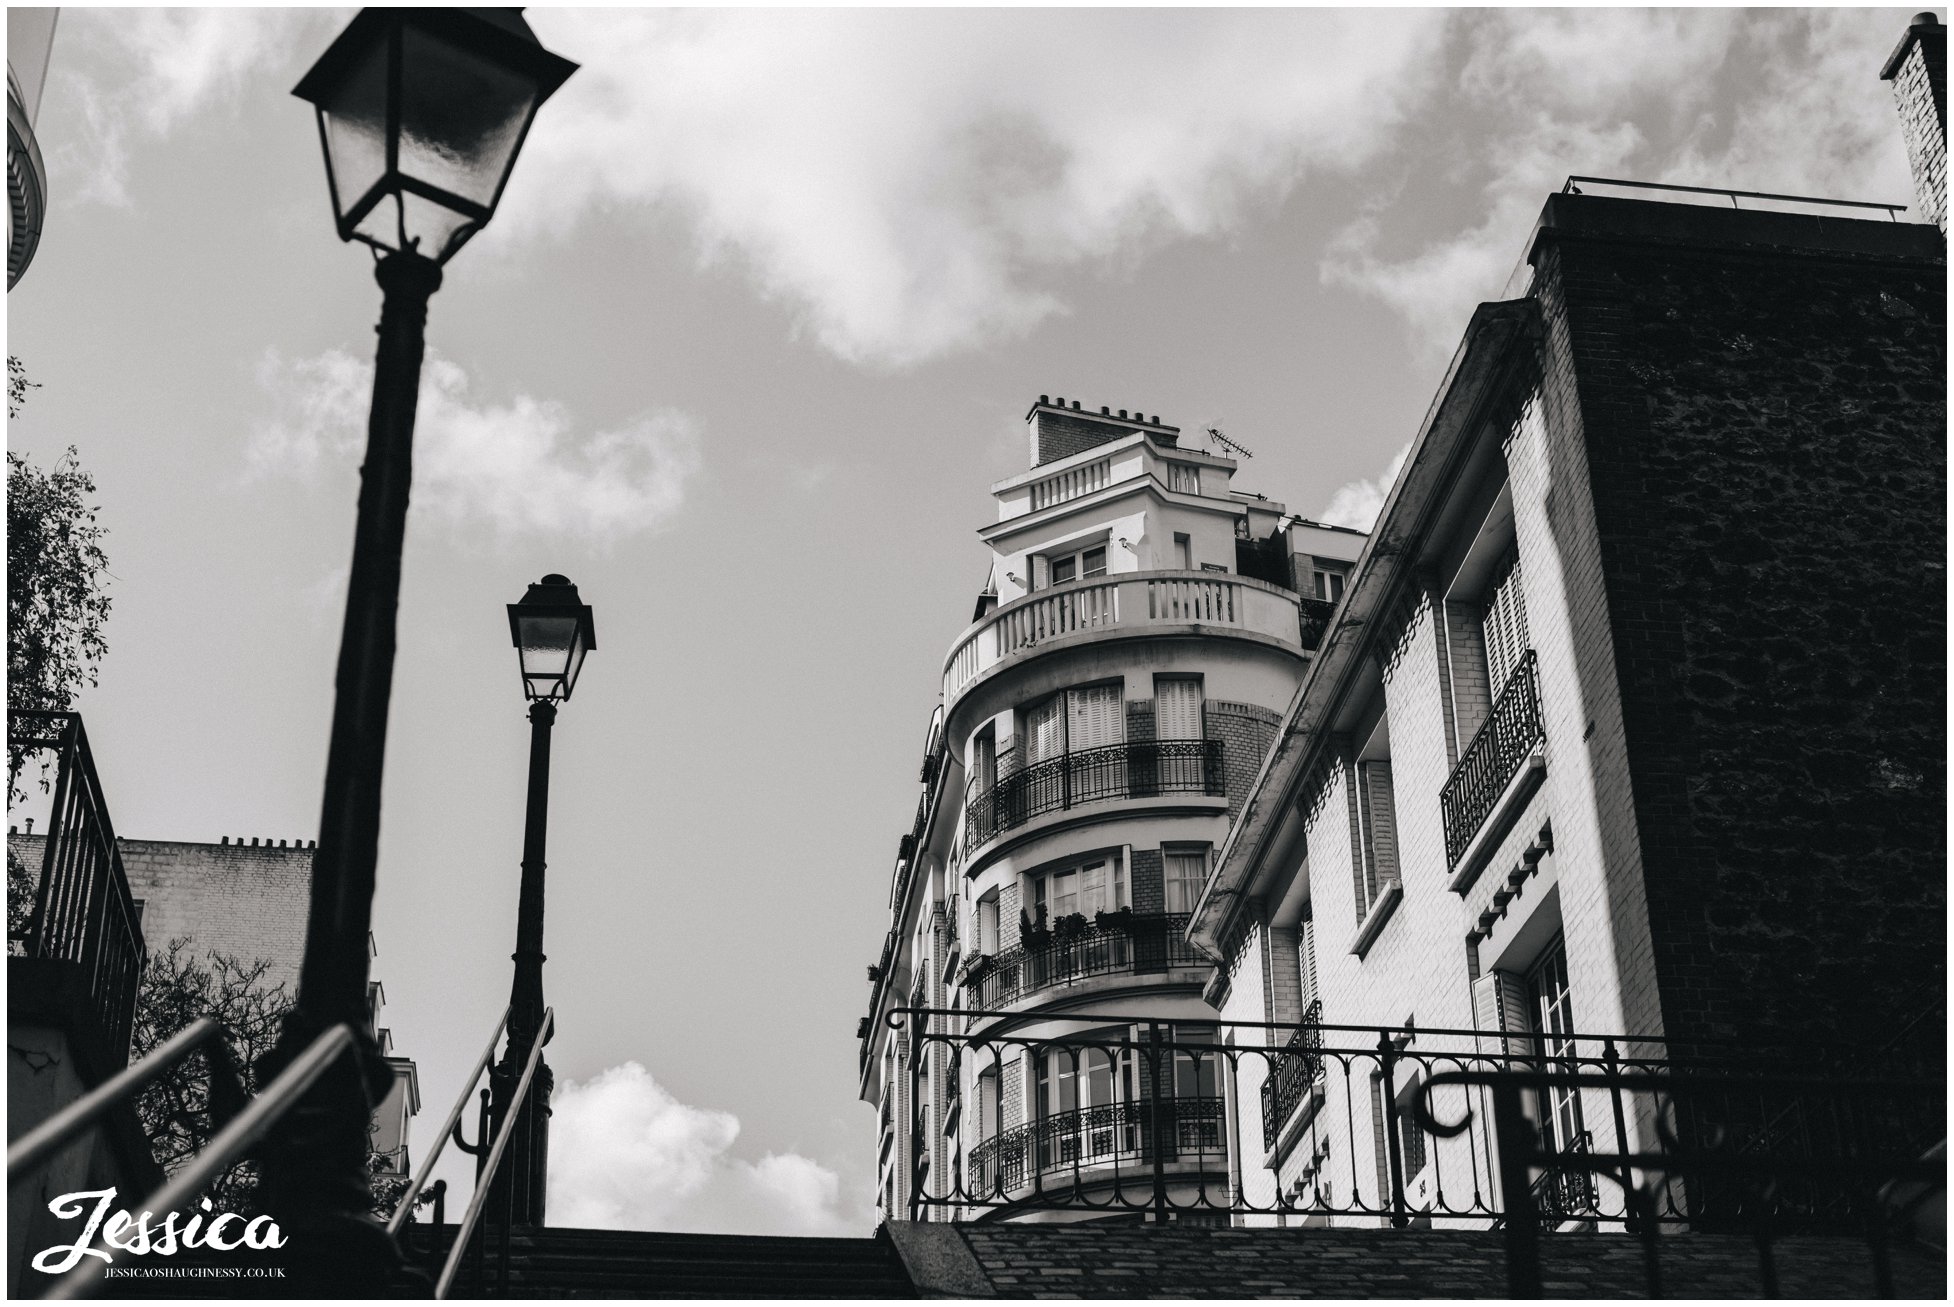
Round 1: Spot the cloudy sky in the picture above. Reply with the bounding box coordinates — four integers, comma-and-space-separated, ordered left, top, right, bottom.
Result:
7, 7, 1920, 1234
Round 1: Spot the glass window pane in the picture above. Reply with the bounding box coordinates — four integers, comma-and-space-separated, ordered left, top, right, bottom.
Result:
1051, 555, 1077, 585
1082, 547, 1106, 577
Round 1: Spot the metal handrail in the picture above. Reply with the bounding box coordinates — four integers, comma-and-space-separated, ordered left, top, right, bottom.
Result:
8, 1018, 228, 1182
435, 1008, 553, 1300
47, 1023, 359, 1301
1561, 175, 1908, 219
385, 1005, 510, 1236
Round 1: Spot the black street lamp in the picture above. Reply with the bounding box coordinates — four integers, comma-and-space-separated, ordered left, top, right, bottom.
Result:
490, 575, 597, 1225
256, 9, 575, 1289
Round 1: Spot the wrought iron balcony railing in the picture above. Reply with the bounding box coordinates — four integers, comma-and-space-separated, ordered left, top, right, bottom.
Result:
965, 739, 1223, 848
1440, 650, 1544, 866
1259, 999, 1325, 1151
964, 912, 1202, 1008
1297, 596, 1338, 651
8, 711, 146, 1082
888, 1005, 1943, 1239
967, 1095, 1227, 1198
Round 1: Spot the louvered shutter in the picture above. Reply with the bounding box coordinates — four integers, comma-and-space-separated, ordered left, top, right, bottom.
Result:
1482, 550, 1530, 693
1470, 969, 1533, 1059
1026, 696, 1065, 763
1155, 677, 1204, 740
1067, 684, 1124, 751
1299, 912, 1319, 1012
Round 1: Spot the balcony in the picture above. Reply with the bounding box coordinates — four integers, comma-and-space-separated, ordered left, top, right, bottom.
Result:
943, 570, 1307, 709
1440, 650, 1545, 870
964, 912, 1204, 1008
966, 1095, 1226, 1198
1258, 999, 1324, 1152
965, 739, 1223, 851
8, 711, 146, 1082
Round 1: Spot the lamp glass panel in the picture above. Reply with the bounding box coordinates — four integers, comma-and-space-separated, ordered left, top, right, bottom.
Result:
318, 34, 392, 225
560, 630, 589, 697
396, 25, 538, 212
516, 614, 578, 681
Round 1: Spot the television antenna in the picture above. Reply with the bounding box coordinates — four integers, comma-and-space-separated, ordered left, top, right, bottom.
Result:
1205, 425, 1254, 459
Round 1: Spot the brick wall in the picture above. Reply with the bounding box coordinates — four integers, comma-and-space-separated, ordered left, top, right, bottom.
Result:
1032, 410, 1133, 466
1125, 700, 1155, 743
10, 836, 316, 995
1203, 701, 1279, 818
1534, 224, 1946, 1052
933, 1223, 1943, 1298
1129, 848, 1164, 914
1885, 19, 1947, 233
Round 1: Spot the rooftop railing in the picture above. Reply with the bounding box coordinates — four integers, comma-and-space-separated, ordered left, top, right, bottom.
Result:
1562, 175, 1909, 221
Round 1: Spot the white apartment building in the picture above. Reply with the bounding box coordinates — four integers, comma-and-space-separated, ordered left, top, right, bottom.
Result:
860, 398, 1363, 1223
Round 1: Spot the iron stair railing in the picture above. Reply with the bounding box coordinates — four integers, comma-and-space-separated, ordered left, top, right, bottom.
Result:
435, 1007, 553, 1300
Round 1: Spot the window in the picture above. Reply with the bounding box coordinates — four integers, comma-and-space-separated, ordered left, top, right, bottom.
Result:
1168, 462, 1200, 495
1154, 676, 1203, 740
1030, 853, 1128, 922
1066, 682, 1123, 752
1354, 716, 1399, 921
1163, 847, 1208, 915
976, 892, 1000, 955
1481, 547, 1530, 694
1045, 543, 1108, 588
1528, 935, 1585, 1157
1037, 1042, 1136, 1166
1025, 695, 1066, 764
1312, 568, 1346, 603
973, 727, 997, 790
1174, 533, 1193, 570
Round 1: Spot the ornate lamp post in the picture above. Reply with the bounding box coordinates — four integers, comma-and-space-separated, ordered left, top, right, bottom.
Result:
490, 575, 597, 1225
256, 10, 575, 1287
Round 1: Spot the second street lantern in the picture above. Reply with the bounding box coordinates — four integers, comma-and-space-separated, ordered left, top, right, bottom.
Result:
509, 574, 597, 702
292, 8, 577, 264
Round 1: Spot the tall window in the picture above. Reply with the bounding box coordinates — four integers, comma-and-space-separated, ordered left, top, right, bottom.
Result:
1312, 567, 1347, 603
1025, 696, 1066, 764
1066, 683, 1123, 752
976, 891, 1000, 955
1482, 548, 1530, 693
1174, 533, 1193, 570
1528, 935, 1584, 1157
1354, 717, 1399, 920
1168, 462, 1200, 494
1163, 847, 1208, 915
1154, 676, 1203, 740
1031, 854, 1128, 921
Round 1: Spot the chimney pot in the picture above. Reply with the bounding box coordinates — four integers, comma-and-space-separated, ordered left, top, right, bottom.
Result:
25, 819, 33, 835
1040, 394, 1050, 405
1071, 400, 1080, 410
251, 837, 259, 847
1913, 11, 1938, 24
1100, 407, 1110, 415
1118, 410, 1128, 419
1151, 415, 1159, 425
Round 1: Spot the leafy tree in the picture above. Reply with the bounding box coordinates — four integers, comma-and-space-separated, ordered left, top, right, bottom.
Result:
9, 355, 40, 418
132, 940, 420, 1221
132, 940, 292, 1214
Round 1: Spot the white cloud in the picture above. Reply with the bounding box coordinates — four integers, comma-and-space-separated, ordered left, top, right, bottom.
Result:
548, 1062, 869, 1237
495, 9, 1445, 367
1321, 10, 1916, 359
1319, 441, 1410, 532
250, 350, 700, 544
52, 8, 335, 206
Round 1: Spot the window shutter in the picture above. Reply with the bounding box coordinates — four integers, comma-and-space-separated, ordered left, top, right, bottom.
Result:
1155, 677, 1204, 740
1482, 549, 1530, 693
1026, 697, 1065, 763
1299, 912, 1319, 1012
1471, 969, 1533, 1058
1067, 684, 1124, 751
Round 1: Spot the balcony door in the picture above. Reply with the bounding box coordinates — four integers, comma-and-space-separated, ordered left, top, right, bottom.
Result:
1154, 676, 1204, 792
1064, 683, 1125, 804
1037, 1041, 1138, 1171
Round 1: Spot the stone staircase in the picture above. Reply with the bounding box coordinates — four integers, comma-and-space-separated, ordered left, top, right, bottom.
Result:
405, 1225, 917, 1299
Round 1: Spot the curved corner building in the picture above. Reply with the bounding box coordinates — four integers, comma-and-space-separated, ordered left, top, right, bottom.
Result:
861, 398, 1364, 1223
8, 8, 56, 291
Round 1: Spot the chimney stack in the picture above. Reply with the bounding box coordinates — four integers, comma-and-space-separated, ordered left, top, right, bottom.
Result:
1882, 12, 1947, 234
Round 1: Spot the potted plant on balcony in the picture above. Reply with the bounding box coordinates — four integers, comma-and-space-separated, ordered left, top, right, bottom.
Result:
1020, 907, 1051, 950
1052, 911, 1090, 940
1093, 905, 1136, 933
